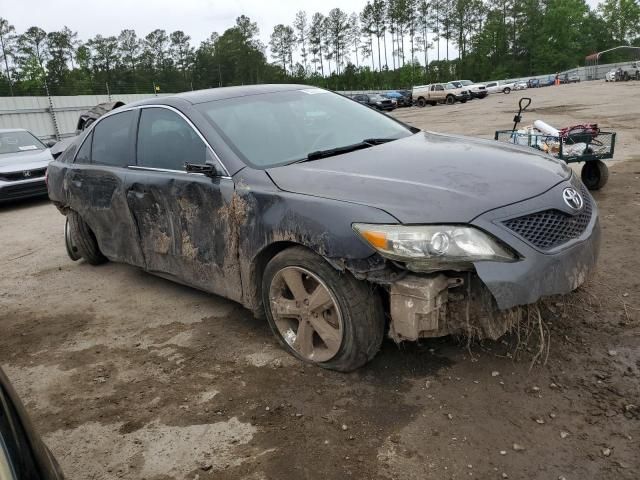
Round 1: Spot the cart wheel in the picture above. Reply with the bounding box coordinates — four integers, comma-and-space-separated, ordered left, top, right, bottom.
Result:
581, 160, 609, 190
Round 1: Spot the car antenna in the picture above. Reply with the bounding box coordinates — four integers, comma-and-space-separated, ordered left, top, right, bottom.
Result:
512, 97, 532, 132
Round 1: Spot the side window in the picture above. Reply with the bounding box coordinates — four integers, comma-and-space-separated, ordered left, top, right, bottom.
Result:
91, 111, 137, 167
137, 108, 207, 171
487, 82, 496, 88
75, 131, 92, 164
435, 85, 444, 91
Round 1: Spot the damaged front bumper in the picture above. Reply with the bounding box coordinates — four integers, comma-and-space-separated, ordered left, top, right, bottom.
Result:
386, 179, 601, 342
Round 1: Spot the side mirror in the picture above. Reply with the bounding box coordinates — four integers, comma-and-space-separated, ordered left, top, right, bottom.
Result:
185, 162, 221, 178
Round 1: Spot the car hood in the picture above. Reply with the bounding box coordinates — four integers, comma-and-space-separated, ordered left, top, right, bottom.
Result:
0, 149, 52, 173
266, 132, 570, 224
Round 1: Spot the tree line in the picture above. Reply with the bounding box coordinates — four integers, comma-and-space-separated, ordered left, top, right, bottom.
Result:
0, 0, 639, 96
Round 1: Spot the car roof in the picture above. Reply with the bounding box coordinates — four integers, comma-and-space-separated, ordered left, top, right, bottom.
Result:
129, 84, 313, 107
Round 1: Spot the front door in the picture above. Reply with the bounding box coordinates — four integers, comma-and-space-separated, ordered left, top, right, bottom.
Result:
125, 106, 242, 302
65, 110, 145, 266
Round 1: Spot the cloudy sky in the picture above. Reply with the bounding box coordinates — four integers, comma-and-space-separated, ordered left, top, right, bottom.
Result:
4, 0, 602, 63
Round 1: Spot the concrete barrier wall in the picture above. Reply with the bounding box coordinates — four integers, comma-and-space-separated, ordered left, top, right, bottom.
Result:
0, 93, 171, 141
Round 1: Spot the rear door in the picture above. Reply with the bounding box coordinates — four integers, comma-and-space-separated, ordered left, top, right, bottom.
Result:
125, 106, 241, 302
65, 110, 145, 266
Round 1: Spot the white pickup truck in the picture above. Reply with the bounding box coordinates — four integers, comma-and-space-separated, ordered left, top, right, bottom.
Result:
484, 81, 516, 94
450, 80, 488, 98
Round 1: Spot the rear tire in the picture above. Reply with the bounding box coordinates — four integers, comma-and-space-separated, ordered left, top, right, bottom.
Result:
581, 160, 609, 190
67, 211, 108, 265
262, 247, 384, 372
64, 216, 81, 261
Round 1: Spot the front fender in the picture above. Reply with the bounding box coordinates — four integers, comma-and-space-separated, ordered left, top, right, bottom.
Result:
234, 168, 398, 311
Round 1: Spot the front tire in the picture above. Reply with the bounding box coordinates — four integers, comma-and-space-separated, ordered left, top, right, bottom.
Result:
581, 160, 609, 190
262, 247, 384, 372
503, 87, 511, 94
416, 97, 426, 107
67, 211, 108, 265
445, 95, 455, 105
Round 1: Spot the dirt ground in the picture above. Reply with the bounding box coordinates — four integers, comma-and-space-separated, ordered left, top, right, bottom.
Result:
1, 81, 639, 480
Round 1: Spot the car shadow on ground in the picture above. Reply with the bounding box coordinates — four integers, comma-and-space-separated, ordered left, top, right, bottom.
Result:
0, 195, 50, 212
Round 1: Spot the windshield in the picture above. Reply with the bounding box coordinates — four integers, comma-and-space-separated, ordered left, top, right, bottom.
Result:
0, 131, 45, 155
445, 82, 457, 89
459, 80, 472, 86
368, 94, 384, 101
196, 89, 413, 168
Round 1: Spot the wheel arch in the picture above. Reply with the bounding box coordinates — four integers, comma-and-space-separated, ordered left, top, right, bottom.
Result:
245, 240, 306, 316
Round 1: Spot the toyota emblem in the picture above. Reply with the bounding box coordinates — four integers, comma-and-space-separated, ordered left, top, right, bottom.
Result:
23, 170, 32, 178
562, 187, 583, 210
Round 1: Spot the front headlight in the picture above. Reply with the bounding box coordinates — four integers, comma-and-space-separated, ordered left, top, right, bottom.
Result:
353, 224, 516, 268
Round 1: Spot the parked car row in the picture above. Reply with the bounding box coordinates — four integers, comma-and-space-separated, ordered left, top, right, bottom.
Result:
605, 62, 640, 82
350, 90, 413, 111
412, 77, 518, 107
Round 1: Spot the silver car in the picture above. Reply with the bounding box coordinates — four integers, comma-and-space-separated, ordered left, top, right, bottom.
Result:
0, 129, 53, 203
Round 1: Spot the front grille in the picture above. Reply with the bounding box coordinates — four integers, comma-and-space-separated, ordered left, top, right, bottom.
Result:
0, 168, 47, 182
502, 186, 593, 250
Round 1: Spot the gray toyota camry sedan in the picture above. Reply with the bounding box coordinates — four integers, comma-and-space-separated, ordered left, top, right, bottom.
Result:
46, 84, 600, 371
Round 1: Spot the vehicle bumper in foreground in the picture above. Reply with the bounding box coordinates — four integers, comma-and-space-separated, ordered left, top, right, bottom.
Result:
0, 178, 48, 202
385, 179, 600, 342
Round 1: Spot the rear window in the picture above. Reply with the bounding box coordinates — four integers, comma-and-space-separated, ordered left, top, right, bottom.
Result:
91, 111, 137, 167
75, 132, 92, 164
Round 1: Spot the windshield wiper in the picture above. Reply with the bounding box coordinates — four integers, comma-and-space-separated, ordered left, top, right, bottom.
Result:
299, 137, 396, 163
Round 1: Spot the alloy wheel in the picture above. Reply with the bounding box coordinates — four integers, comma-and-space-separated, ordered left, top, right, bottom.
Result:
268, 266, 344, 363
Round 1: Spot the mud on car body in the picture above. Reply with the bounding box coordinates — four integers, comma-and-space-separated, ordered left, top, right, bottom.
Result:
47, 84, 600, 371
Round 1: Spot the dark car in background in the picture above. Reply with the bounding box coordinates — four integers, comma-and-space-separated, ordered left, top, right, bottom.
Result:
0, 368, 64, 479
0, 129, 53, 203
542, 76, 556, 87
562, 73, 580, 84
397, 90, 412, 105
383, 91, 411, 107
527, 78, 540, 88
351, 93, 396, 111
48, 84, 600, 371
